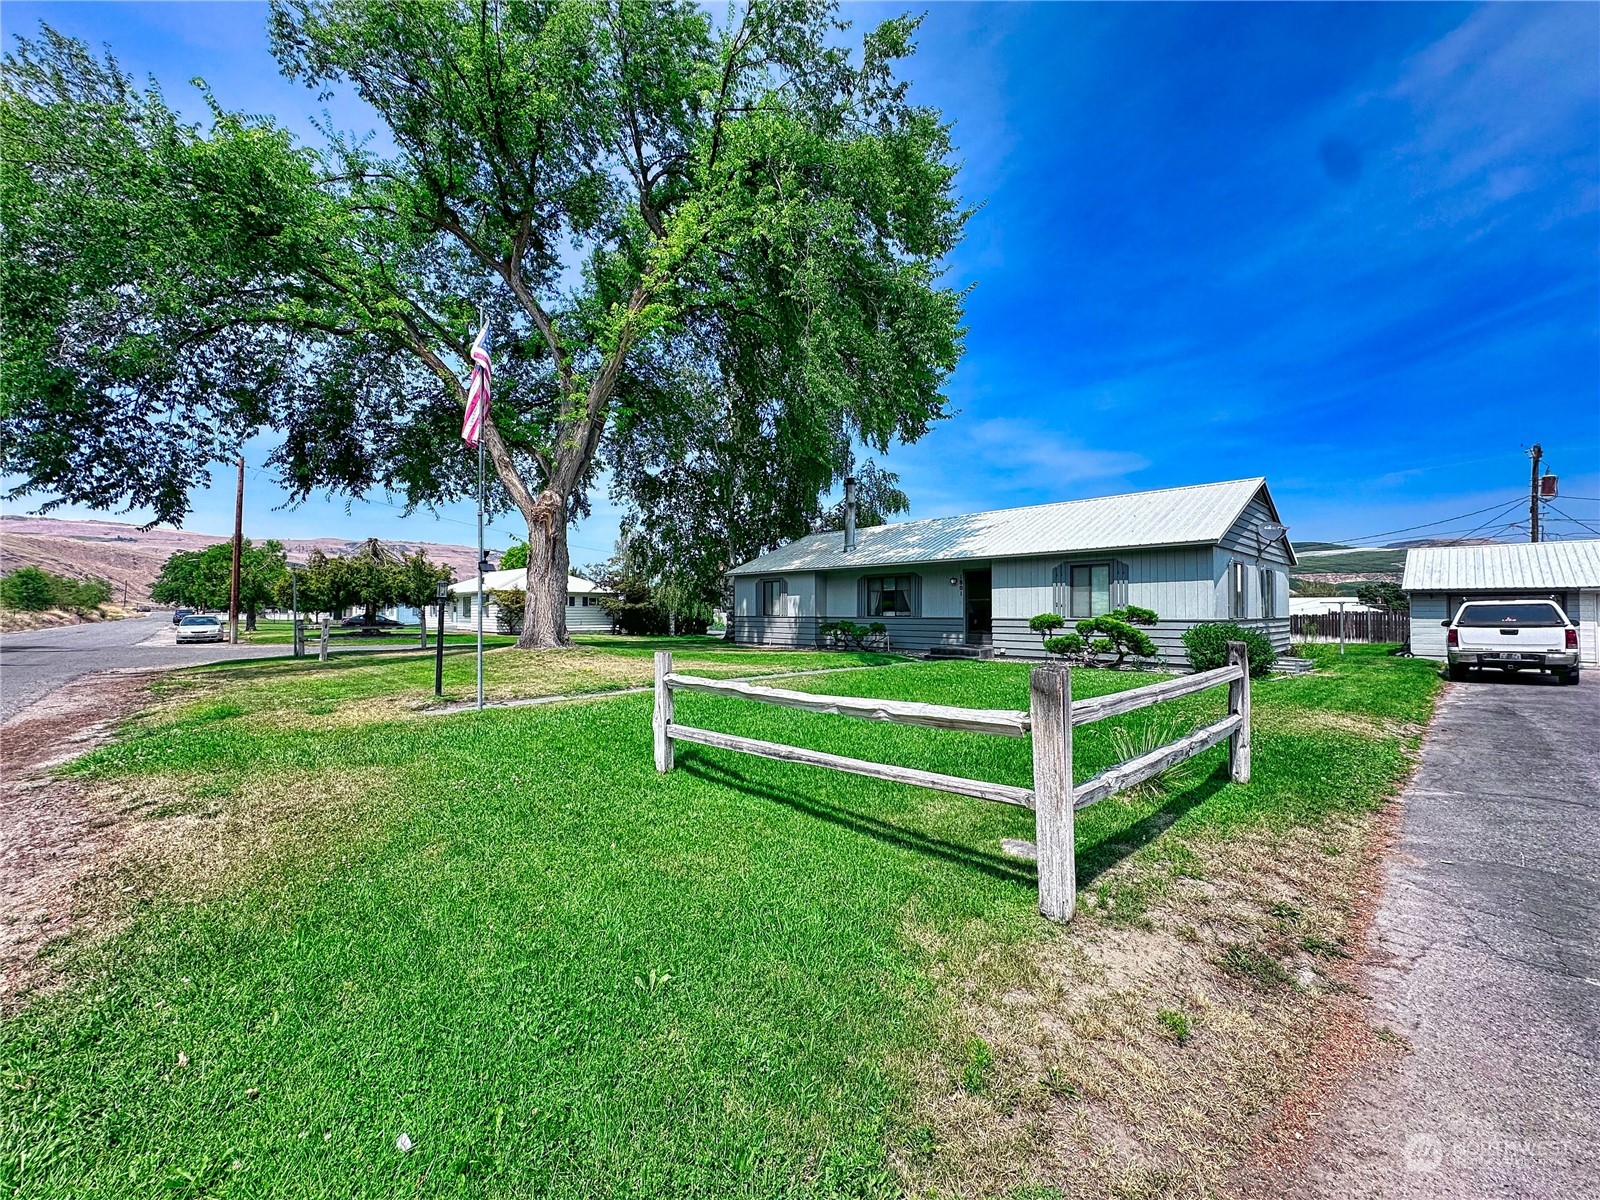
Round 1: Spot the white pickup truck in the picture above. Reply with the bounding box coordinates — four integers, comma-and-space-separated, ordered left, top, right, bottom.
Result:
1444, 599, 1581, 684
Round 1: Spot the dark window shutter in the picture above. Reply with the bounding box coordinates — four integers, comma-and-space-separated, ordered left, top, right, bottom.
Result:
1112, 560, 1130, 609
1051, 562, 1069, 615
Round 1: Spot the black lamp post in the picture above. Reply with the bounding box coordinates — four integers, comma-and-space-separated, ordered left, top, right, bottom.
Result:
435, 580, 450, 696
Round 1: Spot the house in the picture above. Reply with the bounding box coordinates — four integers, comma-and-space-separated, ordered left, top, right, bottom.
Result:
446, 570, 617, 632
728, 477, 1295, 664
1402, 538, 1600, 666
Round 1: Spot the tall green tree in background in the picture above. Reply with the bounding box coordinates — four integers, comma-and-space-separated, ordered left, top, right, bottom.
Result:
150, 540, 289, 629
391, 549, 455, 646
2, 2, 967, 649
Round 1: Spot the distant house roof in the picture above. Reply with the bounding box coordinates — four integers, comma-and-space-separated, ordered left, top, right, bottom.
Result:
729, 477, 1287, 576
448, 571, 614, 595
1402, 538, 1600, 592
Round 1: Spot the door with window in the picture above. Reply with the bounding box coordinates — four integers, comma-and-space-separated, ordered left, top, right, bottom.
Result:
964, 568, 992, 645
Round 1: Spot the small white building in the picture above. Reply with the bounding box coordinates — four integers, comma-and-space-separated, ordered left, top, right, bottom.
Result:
728, 477, 1295, 664
447, 570, 617, 632
1403, 539, 1600, 666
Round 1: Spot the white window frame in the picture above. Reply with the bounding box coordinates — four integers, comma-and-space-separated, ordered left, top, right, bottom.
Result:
1069, 562, 1112, 619
864, 574, 918, 617
1259, 568, 1278, 619
761, 578, 787, 617
1229, 561, 1248, 619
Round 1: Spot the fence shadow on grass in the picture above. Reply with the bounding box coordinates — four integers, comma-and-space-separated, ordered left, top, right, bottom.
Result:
681, 749, 1233, 900
1074, 768, 1228, 886
679, 753, 1038, 888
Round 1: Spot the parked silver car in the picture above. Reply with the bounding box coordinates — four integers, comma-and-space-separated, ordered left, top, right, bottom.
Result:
176, 614, 225, 644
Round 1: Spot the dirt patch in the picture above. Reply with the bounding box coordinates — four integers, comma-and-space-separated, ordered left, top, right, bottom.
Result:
896, 815, 1391, 1200
0, 669, 163, 1009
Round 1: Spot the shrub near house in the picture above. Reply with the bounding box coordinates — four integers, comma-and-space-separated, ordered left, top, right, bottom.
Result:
1034, 605, 1160, 668
1183, 622, 1276, 676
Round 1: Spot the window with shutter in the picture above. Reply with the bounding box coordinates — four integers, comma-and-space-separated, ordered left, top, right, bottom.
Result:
864, 575, 918, 616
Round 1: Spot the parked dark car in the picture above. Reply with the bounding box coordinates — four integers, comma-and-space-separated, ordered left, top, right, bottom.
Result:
171, 607, 194, 625
341, 614, 402, 634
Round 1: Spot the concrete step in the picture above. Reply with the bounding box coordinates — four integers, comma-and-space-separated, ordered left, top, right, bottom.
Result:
926, 644, 994, 661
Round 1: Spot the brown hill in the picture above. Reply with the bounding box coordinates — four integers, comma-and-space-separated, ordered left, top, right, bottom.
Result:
0, 515, 492, 604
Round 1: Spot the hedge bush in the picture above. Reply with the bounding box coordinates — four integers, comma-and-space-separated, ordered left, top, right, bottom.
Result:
0, 566, 112, 613
1181, 622, 1275, 677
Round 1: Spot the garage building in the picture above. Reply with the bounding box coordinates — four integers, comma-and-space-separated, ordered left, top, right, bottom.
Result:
1403, 538, 1600, 666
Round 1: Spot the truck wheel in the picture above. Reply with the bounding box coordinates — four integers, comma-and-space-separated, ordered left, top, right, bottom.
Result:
1560, 669, 1581, 686
1448, 664, 1469, 682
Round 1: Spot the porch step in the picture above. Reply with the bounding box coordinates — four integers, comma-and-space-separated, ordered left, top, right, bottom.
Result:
1273, 656, 1316, 675
926, 644, 994, 661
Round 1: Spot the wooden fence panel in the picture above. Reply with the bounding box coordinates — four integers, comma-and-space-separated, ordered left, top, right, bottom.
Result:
652, 650, 1252, 924
1290, 611, 1409, 643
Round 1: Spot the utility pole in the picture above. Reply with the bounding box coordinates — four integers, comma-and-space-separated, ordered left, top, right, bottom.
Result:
229, 455, 244, 644
1527, 443, 1542, 544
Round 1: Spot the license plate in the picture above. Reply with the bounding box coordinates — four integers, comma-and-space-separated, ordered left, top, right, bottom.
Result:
1484, 652, 1530, 661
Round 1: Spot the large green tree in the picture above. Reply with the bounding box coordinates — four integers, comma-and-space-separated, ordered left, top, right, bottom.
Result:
150, 540, 289, 628
1, 3, 965, 648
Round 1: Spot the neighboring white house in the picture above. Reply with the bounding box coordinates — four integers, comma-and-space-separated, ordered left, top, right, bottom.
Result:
727, 477, 1295, 664
1403, 538, 1600, 666
446, 570, 617, 632
1288, 596, 1379, 616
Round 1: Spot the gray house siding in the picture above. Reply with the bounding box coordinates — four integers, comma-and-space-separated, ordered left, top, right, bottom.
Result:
994, 616, 1289, 664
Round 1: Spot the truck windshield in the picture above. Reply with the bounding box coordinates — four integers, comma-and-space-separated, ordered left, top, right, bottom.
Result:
1455, 603, 1564, 627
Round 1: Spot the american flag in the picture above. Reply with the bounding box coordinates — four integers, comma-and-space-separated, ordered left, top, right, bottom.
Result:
461, 321, 491, 448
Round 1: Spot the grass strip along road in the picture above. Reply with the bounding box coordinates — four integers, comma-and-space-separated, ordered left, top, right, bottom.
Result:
0, 641, 1437, 1198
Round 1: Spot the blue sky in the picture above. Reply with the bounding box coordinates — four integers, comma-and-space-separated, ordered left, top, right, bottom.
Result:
3, 1, 1597, 555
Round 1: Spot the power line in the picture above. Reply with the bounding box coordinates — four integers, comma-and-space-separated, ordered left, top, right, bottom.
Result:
1327, 497, 1525, 546
1543, 504, 1600, 537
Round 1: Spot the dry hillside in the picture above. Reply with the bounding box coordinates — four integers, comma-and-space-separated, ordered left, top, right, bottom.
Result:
0, 515, 490, 604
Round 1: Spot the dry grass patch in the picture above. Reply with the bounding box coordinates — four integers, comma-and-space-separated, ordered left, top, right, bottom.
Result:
897, 815, 1378, 1200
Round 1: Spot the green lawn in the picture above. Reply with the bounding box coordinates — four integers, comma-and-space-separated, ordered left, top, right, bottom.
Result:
0, 646, 1437, 1198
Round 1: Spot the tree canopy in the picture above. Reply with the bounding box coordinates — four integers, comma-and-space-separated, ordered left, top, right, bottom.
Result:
2, 2, 968, 648
150, 540, 289, 627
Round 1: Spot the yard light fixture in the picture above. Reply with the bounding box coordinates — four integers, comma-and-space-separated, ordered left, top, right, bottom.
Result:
435, 580, 451, 696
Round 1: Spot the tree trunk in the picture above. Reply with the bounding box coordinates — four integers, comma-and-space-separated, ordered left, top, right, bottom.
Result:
517, 490, 571, 649
419, 614, 428, 650
245, 606, 257, 631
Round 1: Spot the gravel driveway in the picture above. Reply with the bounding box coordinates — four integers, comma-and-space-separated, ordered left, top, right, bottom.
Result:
1292, 670, 1600, 1198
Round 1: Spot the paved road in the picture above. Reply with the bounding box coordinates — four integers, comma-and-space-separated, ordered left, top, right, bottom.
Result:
1300, 670, 1600, 1198
0, 614, 287, 724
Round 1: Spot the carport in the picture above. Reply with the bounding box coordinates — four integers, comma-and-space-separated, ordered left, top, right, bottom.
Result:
1404, 539, 1600, 666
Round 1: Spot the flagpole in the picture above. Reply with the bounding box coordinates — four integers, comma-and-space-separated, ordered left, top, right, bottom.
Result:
476, 435, 485, 712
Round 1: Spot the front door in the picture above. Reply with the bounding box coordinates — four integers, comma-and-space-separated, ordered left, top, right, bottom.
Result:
964, 568, 992, 645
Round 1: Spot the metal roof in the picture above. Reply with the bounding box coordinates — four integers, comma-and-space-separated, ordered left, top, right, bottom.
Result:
449, 571, 613, 595
1402, 539, 1600, 592
730, 477, 1282, 575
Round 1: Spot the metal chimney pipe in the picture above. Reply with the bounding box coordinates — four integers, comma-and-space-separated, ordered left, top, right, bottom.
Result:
843, 476, 858, 552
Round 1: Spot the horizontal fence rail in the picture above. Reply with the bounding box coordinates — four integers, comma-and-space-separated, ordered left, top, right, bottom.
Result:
652, 645, 1251, 923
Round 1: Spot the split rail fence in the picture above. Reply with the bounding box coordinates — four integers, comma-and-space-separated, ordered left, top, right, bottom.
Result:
652, 644, 1252, 922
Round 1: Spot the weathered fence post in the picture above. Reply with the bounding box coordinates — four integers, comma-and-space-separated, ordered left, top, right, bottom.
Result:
1226, 641, 1251, 784
318, 617, 331, 663
654, 651, 674, 772
1030, 664, 1075, 922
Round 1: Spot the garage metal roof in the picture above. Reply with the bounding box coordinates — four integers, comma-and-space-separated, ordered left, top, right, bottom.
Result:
730, 477, 1281, 575
1402, 538, 1600, 592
